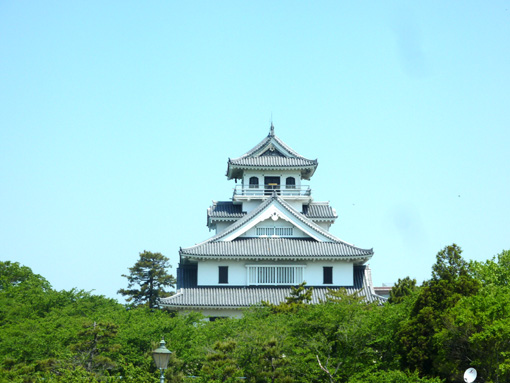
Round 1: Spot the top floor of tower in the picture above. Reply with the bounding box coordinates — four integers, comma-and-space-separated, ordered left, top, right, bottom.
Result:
226, 124, 318, 211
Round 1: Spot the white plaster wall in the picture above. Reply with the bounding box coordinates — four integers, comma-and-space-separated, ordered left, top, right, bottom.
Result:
197, 260, 248, 286
197, 259, 354, 287
242, 199, 303, 214
286, 200, 303, 211
214, 221, 232, 234
242, 200, 261, 213
242, 170, 302, 189
305, 262, 353, 286
314, 222, 331, 231
239, 171, 307, 214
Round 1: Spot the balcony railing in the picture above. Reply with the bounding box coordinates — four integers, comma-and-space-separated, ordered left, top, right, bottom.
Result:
233, 185, 311, 198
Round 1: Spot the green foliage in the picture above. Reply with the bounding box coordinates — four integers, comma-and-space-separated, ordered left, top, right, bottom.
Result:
200, 340, 244, 383
470, 249, 510, 286
348, 370, 443, 383
431, 243, 471, 282
388, 277, 417, 304
263, 282, 313, 313
435, 284, 510, 382
117, 250, 176, 309
285, 282, 313, 304
254, 337, 293, 383
5, 247, 510, 383
432, 251, 510, 382
70, 321, 120, 374
398, 244, 480, 377
0, 261, 51, 291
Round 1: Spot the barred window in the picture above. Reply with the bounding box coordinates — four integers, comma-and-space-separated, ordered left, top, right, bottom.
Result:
256, 227, 293, 236
246, 265, 305, 285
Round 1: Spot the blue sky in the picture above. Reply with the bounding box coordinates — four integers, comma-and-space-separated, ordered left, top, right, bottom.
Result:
1, 2, 509, 300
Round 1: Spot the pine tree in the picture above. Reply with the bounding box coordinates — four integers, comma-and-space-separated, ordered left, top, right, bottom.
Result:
117, 250, 176, 308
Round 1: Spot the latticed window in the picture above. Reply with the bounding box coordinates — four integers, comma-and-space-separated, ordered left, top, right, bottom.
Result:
256, 227, 293, 236
286, 177, 296, 189
249, 177, 259, 188
246, 265, 305, 285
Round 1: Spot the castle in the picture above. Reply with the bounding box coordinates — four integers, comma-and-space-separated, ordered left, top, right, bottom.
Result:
161, 125, 383, 317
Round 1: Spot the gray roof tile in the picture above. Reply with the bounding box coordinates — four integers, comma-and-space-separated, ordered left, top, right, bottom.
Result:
302, 203, 338, 219
208, 202, 244, 219
180, 238, 372, 259
227, 127, 318, 179
188, 195, 372, 260
229, 157, 317, 168
161, 266, 385, 308
208, 201, 337, 221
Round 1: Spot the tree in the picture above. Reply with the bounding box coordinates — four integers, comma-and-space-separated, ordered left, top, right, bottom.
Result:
200, 340, 244, 383
71, 321, 120, 374
433, 249, 510, 382
0, 261, 50, 291
118, 251, 176, 308
285, 282, 313, 305
254, 337, 293, 383
398, 244, 480, 377
470, 249, 510, 286
263, 282, 313, 313
435, 284, 510, 383
388, 277, 417, 304
348, 370, 442, 383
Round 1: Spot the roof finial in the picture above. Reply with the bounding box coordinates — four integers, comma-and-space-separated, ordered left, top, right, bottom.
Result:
269, 121, 274, 137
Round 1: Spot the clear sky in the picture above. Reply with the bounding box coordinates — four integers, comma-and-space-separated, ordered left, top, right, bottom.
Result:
1, 2, 509, 300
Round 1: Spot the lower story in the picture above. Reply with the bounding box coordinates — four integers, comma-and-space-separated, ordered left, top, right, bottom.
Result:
160, 265, 385, 318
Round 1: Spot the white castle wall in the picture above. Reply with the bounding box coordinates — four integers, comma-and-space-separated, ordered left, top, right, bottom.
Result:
197, 260, 354, 287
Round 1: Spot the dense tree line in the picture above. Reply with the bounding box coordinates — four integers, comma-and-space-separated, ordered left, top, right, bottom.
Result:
1, 245, 509, 383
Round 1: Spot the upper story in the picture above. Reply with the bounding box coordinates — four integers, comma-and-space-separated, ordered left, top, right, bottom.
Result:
226, 124, 318, 212
207, 125, 338, 234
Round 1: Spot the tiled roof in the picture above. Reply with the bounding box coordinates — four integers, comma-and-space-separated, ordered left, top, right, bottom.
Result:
188, 194, 372, 261
208, 202, 244, 219
238, 125, 309, 159
227, 126, 318, 179
229, 157, 317, 168
161, 266, 385, 308
302, 203, 337, 219
208, 201, 337, 221
180, 238, 372, 260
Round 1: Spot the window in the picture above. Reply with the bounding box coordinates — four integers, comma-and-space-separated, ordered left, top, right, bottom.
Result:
249, 177, 259, 189
264, 176, 280, 195
247, 265, 305, 285
286, 177, 296, 189
323, 267, 333, 284
256, 227, 293, 236
219, 266, 228, 284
